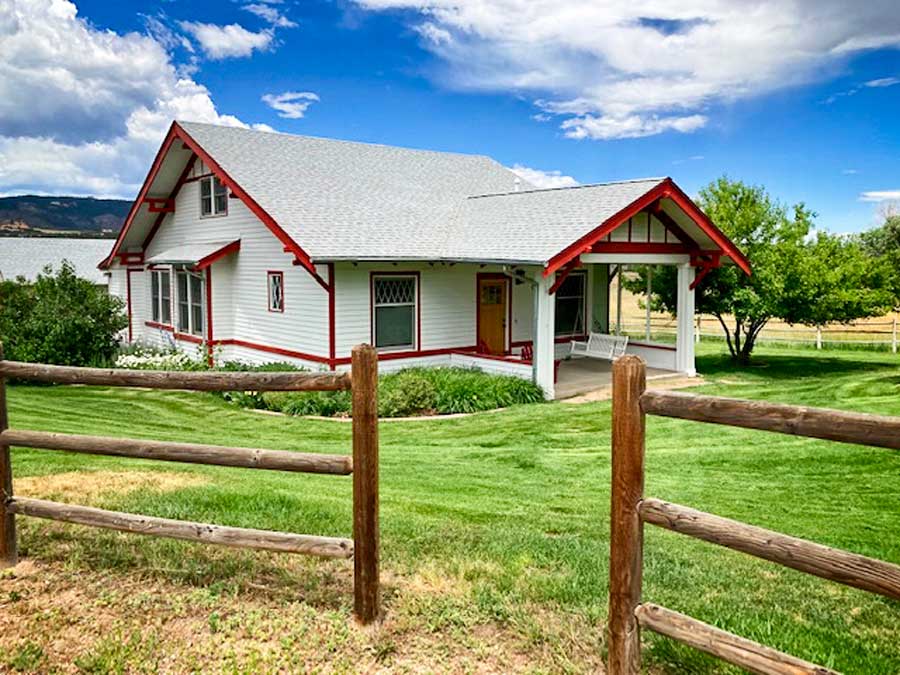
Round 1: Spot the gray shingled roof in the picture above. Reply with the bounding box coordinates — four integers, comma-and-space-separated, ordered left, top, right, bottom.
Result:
444, 179, 665, 263
0, 237, 110, 285
179, 122, 531, 262
162, 123, 679, 266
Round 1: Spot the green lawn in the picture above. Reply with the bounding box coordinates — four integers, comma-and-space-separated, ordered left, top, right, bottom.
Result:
2, 345, 899, 673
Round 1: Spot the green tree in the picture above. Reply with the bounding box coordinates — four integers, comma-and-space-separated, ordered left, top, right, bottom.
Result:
624, 177, 894, 364
858, 213, 900, 307
0, 261, 127, 366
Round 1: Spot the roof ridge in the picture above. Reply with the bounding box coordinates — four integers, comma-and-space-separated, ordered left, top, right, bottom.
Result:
467, 176, 668, 199
176, 120, 497, 162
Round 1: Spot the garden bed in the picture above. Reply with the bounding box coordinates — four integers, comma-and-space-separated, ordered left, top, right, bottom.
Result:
115, 347, 544, 418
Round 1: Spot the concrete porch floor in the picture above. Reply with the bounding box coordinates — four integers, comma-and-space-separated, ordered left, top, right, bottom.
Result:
554, 358, 684, 400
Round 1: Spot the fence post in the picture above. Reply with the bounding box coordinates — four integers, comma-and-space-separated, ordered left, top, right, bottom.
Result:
893, 318, 897, 354
695, 314, 701, 344
608, 355, 646, 674
0, 343, 17, 568
816, 326, 822, 350
351, 344, 379, 624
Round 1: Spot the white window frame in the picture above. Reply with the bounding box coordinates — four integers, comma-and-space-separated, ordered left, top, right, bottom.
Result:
267, 271, 284, 312
372, 274, 418, 352
200, 176, 228, 218
176, 268, 205, 337
150, 268, 172, 325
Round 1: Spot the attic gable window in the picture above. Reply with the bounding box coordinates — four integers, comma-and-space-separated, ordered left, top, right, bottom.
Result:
200, 176, 227, 217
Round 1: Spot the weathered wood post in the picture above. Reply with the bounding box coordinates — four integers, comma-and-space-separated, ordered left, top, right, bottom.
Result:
892, 317, 897, 354
608, 355, 646, 674
0, 343, 17, 568
351, 344, 379, 624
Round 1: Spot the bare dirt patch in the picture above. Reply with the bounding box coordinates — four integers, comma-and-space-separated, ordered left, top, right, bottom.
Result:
0, 558, 606, 673
15, 470, 208, 502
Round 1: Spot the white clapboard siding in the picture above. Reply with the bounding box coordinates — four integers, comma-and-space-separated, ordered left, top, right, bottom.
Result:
126, 179, 329, 360
333, 262, 542, 360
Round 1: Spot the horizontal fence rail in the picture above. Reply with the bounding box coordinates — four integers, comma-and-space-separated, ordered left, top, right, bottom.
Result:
0, 343, 380, 624
607, 355, 900, 675
634, 603, 838, 675
639, 498, 900, 601
8, 497, 354, 559
0, 429, 353, 475
0, 360, 352, 391
642, 391, 900, 451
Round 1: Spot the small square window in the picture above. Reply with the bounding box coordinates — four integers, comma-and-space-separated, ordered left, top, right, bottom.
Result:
268, 272, 284, 312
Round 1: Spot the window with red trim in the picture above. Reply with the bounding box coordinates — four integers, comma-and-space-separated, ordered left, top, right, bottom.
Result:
268, 271, 284, 312
373, 275, 416, 350
150, 269, 172, 325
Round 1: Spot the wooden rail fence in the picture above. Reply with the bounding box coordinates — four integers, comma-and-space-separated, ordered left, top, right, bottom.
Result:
608, 355, 900, 675
0, 343, 380, 624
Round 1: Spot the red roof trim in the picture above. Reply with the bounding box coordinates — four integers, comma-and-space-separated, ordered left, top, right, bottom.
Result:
195, 239, 241, 270
100, 124, 179, 269
102, 122, 329, 292
543, 178, 751, 278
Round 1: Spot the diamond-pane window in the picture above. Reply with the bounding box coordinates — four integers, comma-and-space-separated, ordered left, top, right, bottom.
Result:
268, 272, 284, 312
373, 275, 416, 350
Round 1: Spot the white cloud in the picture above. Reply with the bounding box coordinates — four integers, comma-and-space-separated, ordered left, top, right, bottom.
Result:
353, 0, 900, 140
0, 0, 271, 198
864, 76, 900, 88
262, 91, 320, 119
179, 21, 273, 59
243, 3, 297, 28
509, 164, 579, 189
860, 190, 900, 202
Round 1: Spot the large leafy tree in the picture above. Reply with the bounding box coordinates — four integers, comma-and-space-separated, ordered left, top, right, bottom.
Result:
0, 262, 127, 366
624, 177, 894, 364
857, 212, 900, 307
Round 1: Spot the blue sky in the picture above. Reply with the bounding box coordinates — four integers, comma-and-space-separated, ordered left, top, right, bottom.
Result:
3, 0, 900, 234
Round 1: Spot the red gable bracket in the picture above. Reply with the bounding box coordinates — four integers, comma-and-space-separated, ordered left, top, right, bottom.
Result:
144, 197, 174, 213
689, 251, 721, 290
100, 122, 329, 293
544, 178, 751, 278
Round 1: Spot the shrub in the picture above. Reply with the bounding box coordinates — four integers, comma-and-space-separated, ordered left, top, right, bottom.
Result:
262, 390, 352, 417
379, 370, 437, 417
0, 262, 127, 366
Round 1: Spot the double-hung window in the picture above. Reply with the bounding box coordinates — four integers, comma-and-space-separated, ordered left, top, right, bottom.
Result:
268, 271, 284, 312
176, 269, 204, 336
200, 176, 227, 217
372, 275, 417, 350
555, 270, 586, 337
150, 269, 171, 325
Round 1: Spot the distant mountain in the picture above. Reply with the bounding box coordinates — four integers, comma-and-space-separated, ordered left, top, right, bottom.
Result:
0, 195, 131, 238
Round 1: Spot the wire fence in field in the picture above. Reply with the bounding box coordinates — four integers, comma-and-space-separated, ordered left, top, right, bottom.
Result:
614, 316, 900, 353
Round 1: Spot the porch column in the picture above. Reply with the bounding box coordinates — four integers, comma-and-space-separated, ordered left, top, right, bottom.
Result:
533, 272, 556, 400
675, 264, 696, 376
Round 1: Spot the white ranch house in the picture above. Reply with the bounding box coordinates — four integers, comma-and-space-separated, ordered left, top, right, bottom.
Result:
101, 122, 751, 399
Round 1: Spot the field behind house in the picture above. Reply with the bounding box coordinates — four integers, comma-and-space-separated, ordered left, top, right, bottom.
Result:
1, 345, 899, 673
612, 274, 900, 350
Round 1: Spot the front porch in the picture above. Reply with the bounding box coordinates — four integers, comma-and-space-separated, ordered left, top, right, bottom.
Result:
553, 355, 681, 399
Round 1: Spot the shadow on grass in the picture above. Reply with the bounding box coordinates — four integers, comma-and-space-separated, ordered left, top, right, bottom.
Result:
696, 351, 894, 380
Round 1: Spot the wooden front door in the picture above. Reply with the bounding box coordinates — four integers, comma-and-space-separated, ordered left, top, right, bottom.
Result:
478, 276, 508, 354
